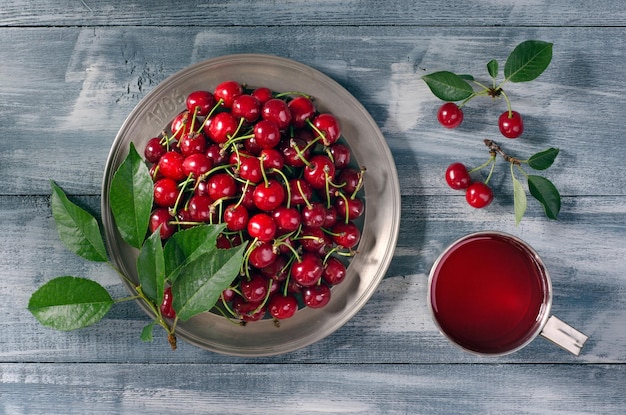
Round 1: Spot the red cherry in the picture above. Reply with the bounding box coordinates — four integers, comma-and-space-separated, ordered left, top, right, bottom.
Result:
331, 221, 361, 249
170, 110, 198, 139
186, 90, 216, 116
288, 96, 316, 128
304, 155, 336, 189
251, 87, 273, 104
182, 153, 212, 179
223, 204, 249, 232
299, 226, 331, 255
149, 208, 176, 240
268, 294, 299, 320
158, 151, 186, 181
240, 275, 269, 303
205, 112, 238, 144
312, 113, 341, 146
465, 182, 493, 208
260, 148, 284, 171
498, 110, 524, 138
272, 206, 301, 232
207, 173, 237, 201
290, 253, 324, 287
238, 155, 263, 184
253, 179, 286, 212
445, 162, 471, 190
335, 196, 364, 221
262, 98, 292, 130
144, 137, 166, 163
322, 257, 347, 285
278, 136, 311, 168
247, 213, 277, 242
179, 132, 207, 156
329, 143, 351, 169
437, 102, 464, 129
302, 284, 331, 309
153, 178, 179, 208
213, 80, 243, 108
248, 242, 277, 269
160, 286, 176, 319
301, 201, 327, 228
231, 94, 261, 123
253, 120, 281, 149
187, 194, 214, 222
233, 296, 265, 322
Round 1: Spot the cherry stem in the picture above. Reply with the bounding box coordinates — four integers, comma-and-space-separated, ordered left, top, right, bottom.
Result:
306, 119, 328, 146
171, 173, 195, 215
483, 139, 522, 165
296, 180, 312, 209
500, 89, 513, 117
270, 168, 291, 208
275, 91, 314, 99
196, 98, 224, 133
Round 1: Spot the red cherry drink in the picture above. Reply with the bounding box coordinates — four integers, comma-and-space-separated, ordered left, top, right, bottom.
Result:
429, 233, 550, 355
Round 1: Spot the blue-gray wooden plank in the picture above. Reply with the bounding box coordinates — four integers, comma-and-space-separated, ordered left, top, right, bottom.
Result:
1, 26, 625, 197
1, 363, 624, 414
1, 0, 625, 27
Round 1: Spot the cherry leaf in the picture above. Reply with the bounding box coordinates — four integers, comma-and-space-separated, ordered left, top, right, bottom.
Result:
512, 174, 527, 225
487, 59, 499, 79
422, 71, 474, 101
136, 228, 165, 304
504, 40, 553, 83
28, 276, 114, 331
109, 143, 153, 249
163, 224, 226, 283
141, 322, 155, 342
50, 181, 108, 262
528, 148, 559, 170
528, 175, 561, 219
172, 243, 247, 321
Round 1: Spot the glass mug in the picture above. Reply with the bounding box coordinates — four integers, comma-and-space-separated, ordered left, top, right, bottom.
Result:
427, 231, 588, 356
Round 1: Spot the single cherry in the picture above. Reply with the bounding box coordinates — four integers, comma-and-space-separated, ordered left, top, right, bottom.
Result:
304, 155, 336, 190
182, 153, 212, 179
144, 137, 166, 163
465, 182, 493, 208
231, 94, 261, 123
248, 241, 277, 269
213, 80, 243, 108
287, 96, 316, 128
437, 102, 464, 129
272, 206, 302, 232
302, 284, 331, 309
160, 286, 176, 319
331, 221, 361, 249
204, 112, 238, 144
445, 162, 471, 190
262, 98, 292, 130
223, 204, 249, 231
252, 179, 286, 212
247, 213, 277, 242
290, 253, 324, 287
253, 120, 281, 149
268, 294, 299, 320
186, 90, 216, 116
158, 151, 186, 181
312, 113, 341, 146
498, 110, 524, 138
153, 178, 179, 208
240, 275, 269, 303
149, 207, 176, 239
322, 257, 347, 285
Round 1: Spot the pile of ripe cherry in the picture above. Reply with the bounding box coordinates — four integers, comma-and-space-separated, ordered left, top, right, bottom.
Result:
143, 80, 365, 323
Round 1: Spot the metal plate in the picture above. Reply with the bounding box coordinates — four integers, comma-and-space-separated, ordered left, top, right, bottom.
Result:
101, 54, 401, 356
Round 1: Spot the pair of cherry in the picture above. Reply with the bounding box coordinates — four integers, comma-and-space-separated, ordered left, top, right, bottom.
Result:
445, 162, 493, 208
437, 102, 524, 139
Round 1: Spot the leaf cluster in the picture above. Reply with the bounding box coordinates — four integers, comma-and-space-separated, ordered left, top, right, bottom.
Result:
28, 144, 245, 349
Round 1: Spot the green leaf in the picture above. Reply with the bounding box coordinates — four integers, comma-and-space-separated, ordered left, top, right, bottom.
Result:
164, 224, 226, 283
422, 71, 474, 101
172, 243, 247, 321
487, 59, 499, 79
458, 74, 475, 81
528, 175, 561, 219
28, 276, 114, 331
136, 228, 165, 304
109, 143, 153, 249
50, 181, 108, 262
504, 40, 553, 83
512, 174, 527, 225
141, 321, 155, 342
528, 148, 560, 170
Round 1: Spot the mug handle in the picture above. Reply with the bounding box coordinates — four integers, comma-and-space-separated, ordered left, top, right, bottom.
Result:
540, 316, 588, 356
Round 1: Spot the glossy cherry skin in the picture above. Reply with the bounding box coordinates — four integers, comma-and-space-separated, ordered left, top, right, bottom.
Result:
186, 90, 216, 116
240, 275, 269, 303
251, 87, 273, 104
335, 196, 364, 221
171, 110, 198, 139
182, 153, 212, 179
232, 296, 265, 322
187, 194, 214, 222
149, 207, 176, 240
437, 102, 464, 129
223, 204, 249, 232
323, 256, 347, 285
213, 80, 243, 108
268, 294, 299, 320
287, 96, 316, 128
278, 136, 311, 168
153, 178, 179, 208
331, 221, 361, 249
336, 168, 362, 195
207, 172, 237, 201
158, 151, 186, 181
302, 284, 331, 309
204, 112, 238, 144
248, 241, 277, 269
253, 179, 286, 212
160, 286, 176, 319
445, 162, 471, 190
231, 94, 261, 123
179, 132, 207, 156
253, 120, 281, 149
262, 98, 292, 130
247, 213, 277, 242
288, 178, 313, 206
498, 110, 524, 138
272, 206, 302, 232
290, 252, 324, 287
329, 143, 351, 169
465, 182, 494, 208
299, 226, 331, 255
144, 137, 166, 163
304, 155, 336, 190
312, 113, 341, 146
301, 201, 327, 228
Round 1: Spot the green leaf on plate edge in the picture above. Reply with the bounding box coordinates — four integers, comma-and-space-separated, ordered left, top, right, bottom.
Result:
109, 142, 153, 249
137, 228, 166, 304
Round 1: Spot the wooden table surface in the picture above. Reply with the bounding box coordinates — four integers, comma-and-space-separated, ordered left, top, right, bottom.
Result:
2, 1, 625, 414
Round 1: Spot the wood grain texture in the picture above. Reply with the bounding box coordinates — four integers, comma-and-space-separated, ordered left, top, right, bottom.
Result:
1, 363, 623, 414
1, 26, 626, 197
2, 1, 626, 413
1, 0, 625, 27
